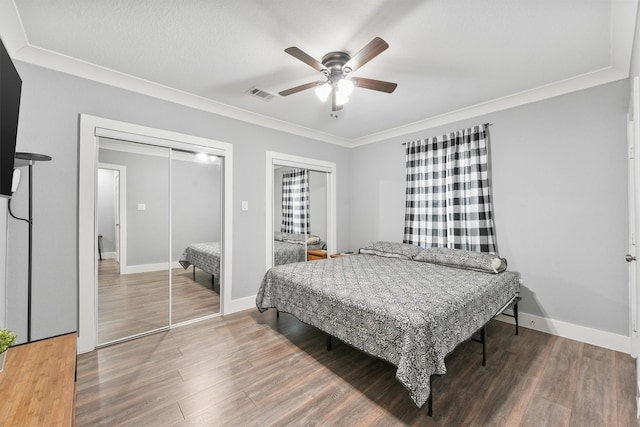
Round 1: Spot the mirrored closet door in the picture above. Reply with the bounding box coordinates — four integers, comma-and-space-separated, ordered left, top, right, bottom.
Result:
272, 166, 329, 266
171, 149, 222, 324
96, 139, 222, 346
97, 139, 170, 344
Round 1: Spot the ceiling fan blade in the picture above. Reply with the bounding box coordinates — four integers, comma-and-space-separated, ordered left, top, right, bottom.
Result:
343, 37, 389, 74
352, 77, 397, 93
284, 47, 327, 74
279, 81, 324, 97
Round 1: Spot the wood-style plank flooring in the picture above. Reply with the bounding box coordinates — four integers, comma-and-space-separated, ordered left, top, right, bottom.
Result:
98, 259, 220, 344
76, 309, 640, 426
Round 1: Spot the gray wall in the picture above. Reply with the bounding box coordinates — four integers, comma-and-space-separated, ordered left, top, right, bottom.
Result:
171, 156, 221, 261
5, 61, 351, 342
99, 147, 221, 266
309, 170, 328, 241
274, 167, 284, 231
99, 148, 170, 266
1, 53, 631, 343
349, 79, 630, 336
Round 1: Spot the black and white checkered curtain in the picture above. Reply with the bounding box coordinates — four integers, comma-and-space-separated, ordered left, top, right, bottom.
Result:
403, 124, 497, 253
281, 168, 310, 234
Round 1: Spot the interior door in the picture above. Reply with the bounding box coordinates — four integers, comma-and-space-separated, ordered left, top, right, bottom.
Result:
630, 77, 640, 419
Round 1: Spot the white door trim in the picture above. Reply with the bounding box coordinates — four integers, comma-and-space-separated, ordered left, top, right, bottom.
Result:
98, 163, 126, 269
630, 76, 640, 419
78, 114, 233, 354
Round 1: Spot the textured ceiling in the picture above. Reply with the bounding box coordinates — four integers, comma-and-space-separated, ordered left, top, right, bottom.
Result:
0, 0, 637, 145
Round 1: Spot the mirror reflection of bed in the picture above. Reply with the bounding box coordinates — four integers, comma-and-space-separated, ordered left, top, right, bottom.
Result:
273, 167, 328, 265
96, 139, 222, 345
174, 241, 221, 322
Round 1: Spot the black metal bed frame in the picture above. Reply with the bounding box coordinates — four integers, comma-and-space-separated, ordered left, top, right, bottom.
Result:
275, 295, 521, 417
191, 265, 215, 284
425, 295, 521, 416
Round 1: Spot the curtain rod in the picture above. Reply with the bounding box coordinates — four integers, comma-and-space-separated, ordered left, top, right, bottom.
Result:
401, 122, 493, 145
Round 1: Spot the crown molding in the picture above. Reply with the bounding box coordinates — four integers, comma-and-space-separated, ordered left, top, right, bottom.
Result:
0, 0, 27, 54
350, 66, 629, 147
13, 45, 354, 147
1, 0, 637, 148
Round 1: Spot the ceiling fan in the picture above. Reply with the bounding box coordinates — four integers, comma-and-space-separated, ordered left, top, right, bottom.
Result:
279, 37, 398, 112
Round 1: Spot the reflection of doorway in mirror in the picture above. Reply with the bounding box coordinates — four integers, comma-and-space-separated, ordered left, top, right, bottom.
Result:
97, 164, 126, 271
97, 169, 117, 262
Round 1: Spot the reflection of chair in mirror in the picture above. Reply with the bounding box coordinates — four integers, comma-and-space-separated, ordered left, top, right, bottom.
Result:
178, 242, 221, 289
98, 235, 103, 261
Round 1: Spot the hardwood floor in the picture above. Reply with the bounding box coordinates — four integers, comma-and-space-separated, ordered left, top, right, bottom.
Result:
98, 259, 220, 344
76, 309, 640, 426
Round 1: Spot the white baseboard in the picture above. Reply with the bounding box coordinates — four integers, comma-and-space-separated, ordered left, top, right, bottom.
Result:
99, 251, 116, 260
219, 295, 633, 354
496, 312, 630, 353
121, 261, 183, 275
225, 295, 257, 314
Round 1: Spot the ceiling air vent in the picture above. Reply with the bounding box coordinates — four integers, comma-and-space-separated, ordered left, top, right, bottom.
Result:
246, 86, 275, 101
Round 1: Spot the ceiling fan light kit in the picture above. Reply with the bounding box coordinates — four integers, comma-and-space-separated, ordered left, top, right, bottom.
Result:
315, 83, 332, 102
279, 37, 398, 112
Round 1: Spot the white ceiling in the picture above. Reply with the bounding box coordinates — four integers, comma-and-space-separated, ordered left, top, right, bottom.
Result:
0, 0, 637, 146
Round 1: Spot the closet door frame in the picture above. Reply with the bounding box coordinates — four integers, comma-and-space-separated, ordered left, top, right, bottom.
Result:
265, 151, 336, 270
78, 114, 233, 354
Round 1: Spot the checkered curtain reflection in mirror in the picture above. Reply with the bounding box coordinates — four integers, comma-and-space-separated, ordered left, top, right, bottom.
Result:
281, 168, 310, 235
403, 123, 497, 253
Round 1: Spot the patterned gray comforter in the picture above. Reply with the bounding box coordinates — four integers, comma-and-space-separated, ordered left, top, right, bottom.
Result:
274, 240, 323, 265
179, 242, 220, 279
256, 254, 520, 408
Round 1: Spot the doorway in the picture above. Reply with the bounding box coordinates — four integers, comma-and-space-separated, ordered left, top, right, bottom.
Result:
98, 164, 125, 268
629, 76, 640, 418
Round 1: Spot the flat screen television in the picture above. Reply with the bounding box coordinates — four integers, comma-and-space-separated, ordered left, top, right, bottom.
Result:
0, 37, 22, 198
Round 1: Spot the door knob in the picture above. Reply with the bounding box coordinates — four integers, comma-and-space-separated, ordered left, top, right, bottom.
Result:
626, 254, 636, 262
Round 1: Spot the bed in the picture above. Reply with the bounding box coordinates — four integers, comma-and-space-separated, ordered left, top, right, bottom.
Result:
178, 242, 221, 286
273, 232, 324, 265
256, 241, 520, 413
177, 233, 324, 286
